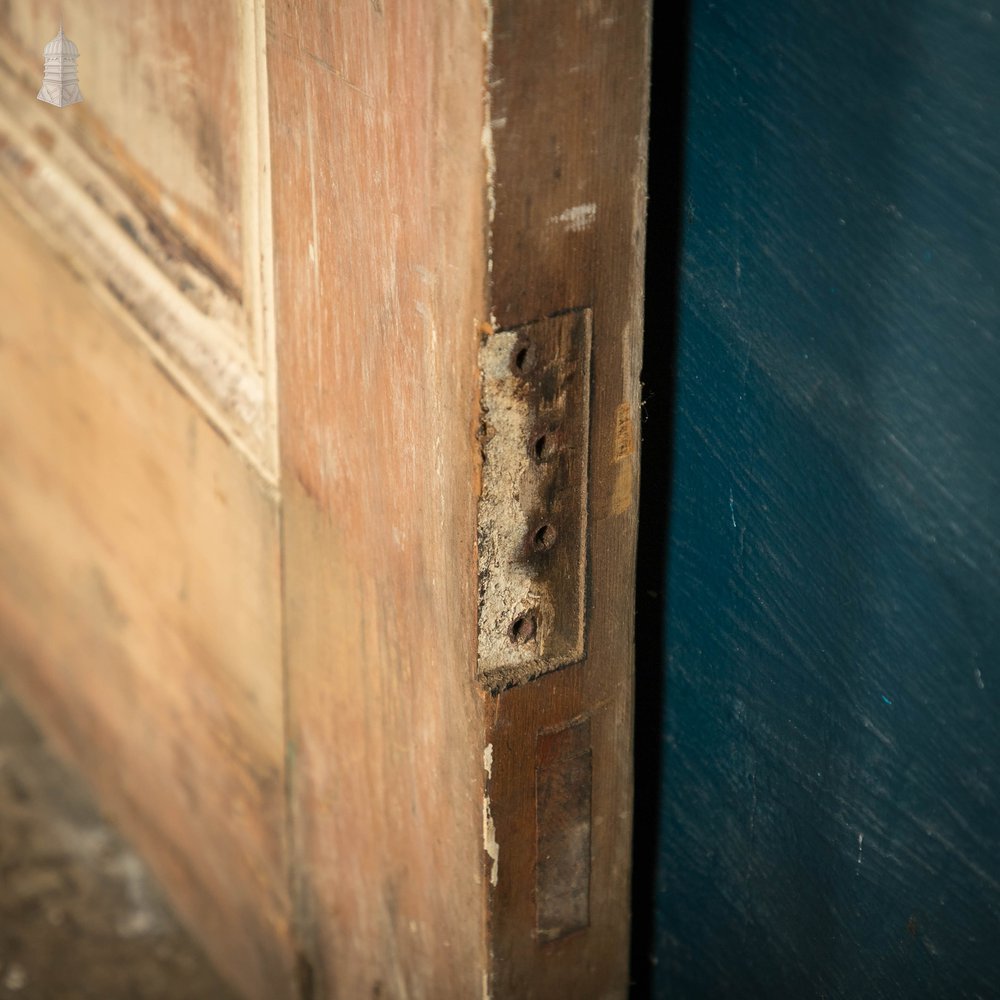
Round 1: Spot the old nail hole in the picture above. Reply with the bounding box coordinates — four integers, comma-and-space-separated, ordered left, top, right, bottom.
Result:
532, 524, 557, 552
509, 613, 537, 644
511, 342, 535, 374
532, 428, 558, 460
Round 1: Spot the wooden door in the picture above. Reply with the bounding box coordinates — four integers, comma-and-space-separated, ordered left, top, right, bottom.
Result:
0, 3, 650, 998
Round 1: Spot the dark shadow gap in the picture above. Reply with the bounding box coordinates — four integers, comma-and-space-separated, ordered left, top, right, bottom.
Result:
630, 2, 692, 996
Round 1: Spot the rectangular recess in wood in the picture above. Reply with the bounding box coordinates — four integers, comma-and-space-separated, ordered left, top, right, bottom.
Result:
536, 717, 592, 943
477, 309, 591, 690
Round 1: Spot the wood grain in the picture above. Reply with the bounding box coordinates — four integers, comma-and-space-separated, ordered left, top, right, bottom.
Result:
483, 1, 651, 996
0, 3, 279, 480
0, 1, 651, 995
0, 195, 294, 1000
268, 1, 489, 995
0, 0, 246, 290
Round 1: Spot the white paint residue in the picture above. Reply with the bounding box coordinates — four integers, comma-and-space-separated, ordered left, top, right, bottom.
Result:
304, 84, 320, 287
856, 832, 864, 873
482, 0, 496, 227
483, 794, 499, 887
483, 743, 493, 778
481, 118, 496, 228
974, 668, 985, 690
2, 963, 27, 992
550, 202, 597, 232
481, 0, 497, 307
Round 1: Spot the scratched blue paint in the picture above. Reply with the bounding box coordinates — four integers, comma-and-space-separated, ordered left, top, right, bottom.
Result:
637, 1, 1000, 997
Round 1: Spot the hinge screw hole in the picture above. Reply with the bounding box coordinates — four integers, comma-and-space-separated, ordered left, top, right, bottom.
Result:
532, 524, 557, 552
509, 613, 538, 644
532, 429, 559, 461
511, 342, 536, 374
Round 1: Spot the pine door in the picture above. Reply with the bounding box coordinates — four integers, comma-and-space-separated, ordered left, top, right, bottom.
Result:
0, 3, 651, 997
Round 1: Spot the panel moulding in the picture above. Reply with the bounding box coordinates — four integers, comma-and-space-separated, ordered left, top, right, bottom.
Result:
0, 14, 278, 485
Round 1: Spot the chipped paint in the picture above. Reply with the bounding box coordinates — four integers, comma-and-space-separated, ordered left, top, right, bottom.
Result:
483, 793, 499, 888
481, 0, 497, 303
550, 202, 597, 232
613, 402, 636, 461
0, 22, 278, 486
483, 743, 493, 778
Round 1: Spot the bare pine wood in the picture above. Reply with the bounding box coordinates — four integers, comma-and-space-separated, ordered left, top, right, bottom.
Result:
1, 0, 246, 290
268, 1, 490, 996
0, 0, 278, 478
0, 196, 295, 1000
0, 1, 650, 996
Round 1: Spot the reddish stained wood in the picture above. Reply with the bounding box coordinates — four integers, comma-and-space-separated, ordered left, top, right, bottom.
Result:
268, 1, 489, 996
270, 0, 649, 993
484, 0, 651, 997
0, 0, 650, 994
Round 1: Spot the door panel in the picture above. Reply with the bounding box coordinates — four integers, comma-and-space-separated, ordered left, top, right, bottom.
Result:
0, 4, 285, 996
2, 0, 246, 282
0, 195, 293, 1000
0, 0, 277, 476
0, 2, 651, 997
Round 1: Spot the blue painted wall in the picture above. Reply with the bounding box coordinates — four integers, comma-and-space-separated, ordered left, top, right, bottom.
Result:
636, 2, 1000, 996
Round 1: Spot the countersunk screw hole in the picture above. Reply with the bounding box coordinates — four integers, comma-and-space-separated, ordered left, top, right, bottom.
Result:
511, 342, 535, 374
532, 428, 558, 460
532, 524, 557, 552
509, 613, 537, 644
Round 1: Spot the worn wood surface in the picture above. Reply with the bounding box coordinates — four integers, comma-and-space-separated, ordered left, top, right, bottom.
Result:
1, 0, 246, 292
645, 2, 1000, 996
0, 0, 278, 478
267, 1, 489, 996
0, 11, 289, 997
476, 310, 593, 690
0, 196, 294, 1000
484, 1, 650, 996
0, 1, 651, 996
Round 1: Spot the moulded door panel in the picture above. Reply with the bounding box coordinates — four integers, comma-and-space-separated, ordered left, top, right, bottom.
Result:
0, 2, 651, 997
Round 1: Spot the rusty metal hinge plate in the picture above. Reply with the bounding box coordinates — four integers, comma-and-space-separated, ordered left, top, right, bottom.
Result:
476, 308, 592, 690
